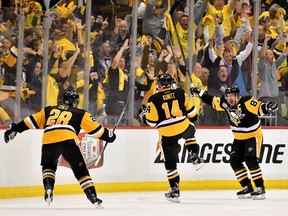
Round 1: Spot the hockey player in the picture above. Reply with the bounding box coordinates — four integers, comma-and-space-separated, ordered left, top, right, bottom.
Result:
3, 90, 116, 208
190, 85, 278, 200
139, 73, 204, 203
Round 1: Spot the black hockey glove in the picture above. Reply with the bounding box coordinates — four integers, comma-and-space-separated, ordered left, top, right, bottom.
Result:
101, 128, 116, 143
138, 105, 147, 124
106, 129, 116, 143
4, 123, 18, 143
265, 102, 278, 113
190, 87, 206, 97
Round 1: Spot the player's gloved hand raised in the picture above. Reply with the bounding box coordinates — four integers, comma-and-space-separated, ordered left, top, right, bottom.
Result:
190, 87, 205, 97
107, 129, 116, 143
4, 123, 18, 143
265, 102, 278, 113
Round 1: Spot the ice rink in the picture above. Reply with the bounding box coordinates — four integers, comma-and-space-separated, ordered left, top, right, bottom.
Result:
1, 190, 288, 216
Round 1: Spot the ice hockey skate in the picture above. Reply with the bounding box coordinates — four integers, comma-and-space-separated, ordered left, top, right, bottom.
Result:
165, 184, 180, 203
251, 186, 266, 200
237, 183, 253, 199
85, 188, 103, 208
43, 177, 55, 206
189, 153, 204, 171
44, 188, 53, 206
93, 197, 103, 209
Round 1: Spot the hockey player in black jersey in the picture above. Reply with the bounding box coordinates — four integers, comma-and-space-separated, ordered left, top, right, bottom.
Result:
4, 90, 116, 208
191, 85, 278, 200
139, 73, 204, 203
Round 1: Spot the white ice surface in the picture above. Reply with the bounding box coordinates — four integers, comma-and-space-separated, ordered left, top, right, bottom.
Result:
1, 190, 288, 216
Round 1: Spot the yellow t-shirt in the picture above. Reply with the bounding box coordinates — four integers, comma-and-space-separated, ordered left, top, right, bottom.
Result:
173, 22, 198, 59
203, 4, 233, 37
24, 2, 43, 29
259, 11, 286, 38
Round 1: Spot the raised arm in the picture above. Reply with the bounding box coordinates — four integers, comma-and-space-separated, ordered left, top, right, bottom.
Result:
194, 0, 209, 25
236, 33, 253, 65
59, 43, 80, 78
259, 33, 271, 58
111, 39, 129, 69
275, 46, 288, 68
208, 38, 217, 63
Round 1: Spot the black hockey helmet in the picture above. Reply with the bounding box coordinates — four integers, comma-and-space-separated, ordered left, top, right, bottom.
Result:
63, 90, 79, 107
156, 73, 174, 89
225, 86, 240, 95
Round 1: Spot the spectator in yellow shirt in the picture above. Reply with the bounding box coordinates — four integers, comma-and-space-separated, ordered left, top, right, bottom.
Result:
202, 0, 237, 42
258, 3, 286, 39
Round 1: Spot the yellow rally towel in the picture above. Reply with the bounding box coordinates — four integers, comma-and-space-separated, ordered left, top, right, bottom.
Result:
54, 2, 77, 19
103, 67, 125, 91
164, 12, 175, 34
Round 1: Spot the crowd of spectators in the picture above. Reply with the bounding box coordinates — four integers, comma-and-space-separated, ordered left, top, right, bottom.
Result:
0, 0, 287, 126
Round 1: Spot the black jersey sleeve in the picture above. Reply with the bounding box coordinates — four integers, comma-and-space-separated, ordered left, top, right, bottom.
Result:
201, 92, 214, 106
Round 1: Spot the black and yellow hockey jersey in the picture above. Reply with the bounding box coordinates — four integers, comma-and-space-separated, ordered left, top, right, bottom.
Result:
16, 105, 107, 145
145, 87, 198, 137
202, 94, 268, 140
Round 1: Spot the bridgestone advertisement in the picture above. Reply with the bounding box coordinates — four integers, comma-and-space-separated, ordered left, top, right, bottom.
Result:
0, 128, 287, 187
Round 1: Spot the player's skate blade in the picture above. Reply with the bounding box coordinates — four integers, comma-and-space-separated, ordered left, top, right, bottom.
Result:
194, 161, 204, 171
237, 194, 252, 199
45, 189, 53, 206
237, 184, 253, 199
189, 153, 204, 171
251, 186, 266, 200
165, 184, 180, 203
94, 198, 104, 209
166, 197, 180, 203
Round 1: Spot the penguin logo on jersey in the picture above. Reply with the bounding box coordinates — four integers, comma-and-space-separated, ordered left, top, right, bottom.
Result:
228, 107, 245, 126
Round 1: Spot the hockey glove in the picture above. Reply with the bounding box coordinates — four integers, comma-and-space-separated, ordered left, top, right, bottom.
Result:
138, 105, 147, 124
106, 129, 116, 143
265, 102, 278, 113
4, 123, 18, 143
190, 87, 206, 97
100, 128, 116, 143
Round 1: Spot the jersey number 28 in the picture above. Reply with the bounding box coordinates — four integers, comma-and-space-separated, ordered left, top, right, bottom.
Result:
46, 109, 73, 126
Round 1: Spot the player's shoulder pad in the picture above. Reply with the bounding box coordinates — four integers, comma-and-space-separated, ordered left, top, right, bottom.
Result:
43, 105, 53, 113
89, 114, 97, 122
241, 95, 253, 102
175, 87, 185, 93
70, 106, 86, 116
219, 95, 226, 101
44, 105, 53, 110
148, 92, 159, 102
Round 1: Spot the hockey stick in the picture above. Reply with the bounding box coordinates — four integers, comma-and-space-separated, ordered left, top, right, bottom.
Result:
88, 86, 132, 166
92, 105, 127, 166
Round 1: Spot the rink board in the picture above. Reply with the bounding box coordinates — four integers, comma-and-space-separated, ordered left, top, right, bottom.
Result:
0, 127, 287, 198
